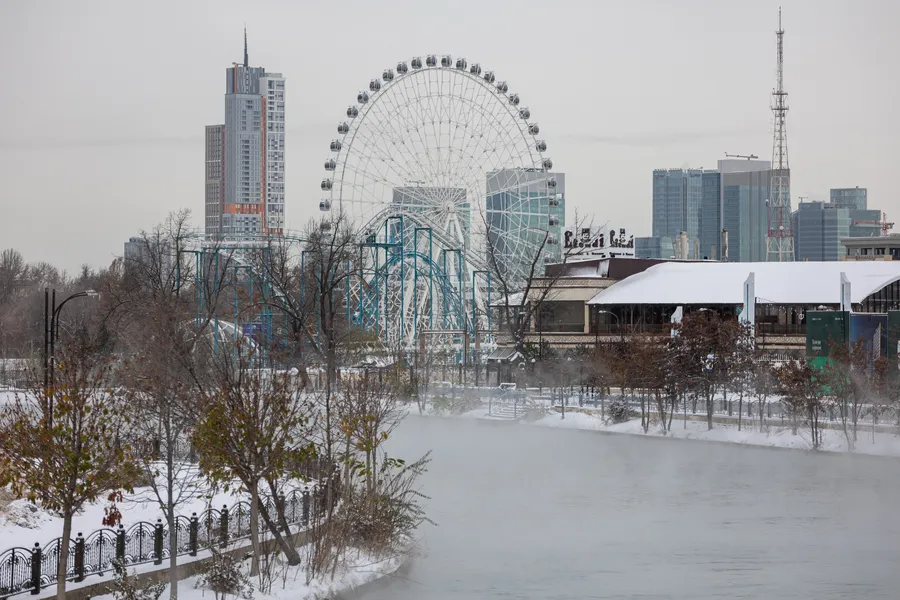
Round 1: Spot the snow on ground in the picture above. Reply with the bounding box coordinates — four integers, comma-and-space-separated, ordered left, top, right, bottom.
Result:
0, 470, 317, 550
92, 546, 403, 600
414, 402, 900, 457
533, 411, 900, 456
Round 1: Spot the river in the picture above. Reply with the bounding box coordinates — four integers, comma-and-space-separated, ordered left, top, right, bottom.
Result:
357, 415, 900, 599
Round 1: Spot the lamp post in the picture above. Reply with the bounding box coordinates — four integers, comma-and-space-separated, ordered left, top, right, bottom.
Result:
44, 288, 100, 429
593, 308, 619, 346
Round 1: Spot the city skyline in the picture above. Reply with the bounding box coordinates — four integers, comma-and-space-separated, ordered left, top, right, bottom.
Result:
1, 0, 898, 271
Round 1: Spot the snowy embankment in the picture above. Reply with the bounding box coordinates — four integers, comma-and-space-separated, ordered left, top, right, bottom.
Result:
92, 548, 404, 600
417, 403, 900, 457
0, 466, 408, 600
534, 411, 900, 456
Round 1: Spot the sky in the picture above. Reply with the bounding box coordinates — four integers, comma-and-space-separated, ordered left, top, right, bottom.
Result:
0, 0, 897, 273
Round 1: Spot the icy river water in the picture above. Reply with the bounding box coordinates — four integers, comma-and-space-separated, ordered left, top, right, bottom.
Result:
356, 415, 900, 600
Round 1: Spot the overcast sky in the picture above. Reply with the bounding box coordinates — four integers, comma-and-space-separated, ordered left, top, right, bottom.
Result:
1, 0, 897, 273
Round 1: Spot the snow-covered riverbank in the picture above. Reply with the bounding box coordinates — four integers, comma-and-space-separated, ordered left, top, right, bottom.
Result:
91, 549, 405, 600
416, 404, 900, 457
535, 411, 900, 456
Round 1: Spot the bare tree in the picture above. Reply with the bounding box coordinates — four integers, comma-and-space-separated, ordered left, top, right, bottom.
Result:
109, 211, 229, 600
750, 357, 776, 432
728, 323, 755, 431
263, 211, 367, 483
671, 311, 740, 430
484, 211, 590, 356
777, 359, 825, 448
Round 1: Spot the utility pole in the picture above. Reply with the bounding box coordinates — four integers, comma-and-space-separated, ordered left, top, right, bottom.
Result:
767, 7, 795, 262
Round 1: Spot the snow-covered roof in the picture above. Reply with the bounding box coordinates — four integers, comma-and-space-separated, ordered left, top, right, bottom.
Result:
587, 261, 900, 306
489, 291, 525, 307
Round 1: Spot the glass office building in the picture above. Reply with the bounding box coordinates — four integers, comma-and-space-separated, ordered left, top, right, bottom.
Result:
719, 160, 776, 262
486, 169, 565, 276
792, 201, 850, 261
635, 236, 675, 259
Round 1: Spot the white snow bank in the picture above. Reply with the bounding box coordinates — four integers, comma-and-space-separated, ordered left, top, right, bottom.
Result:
92, 546, 404, 600
534, 411, 900, 457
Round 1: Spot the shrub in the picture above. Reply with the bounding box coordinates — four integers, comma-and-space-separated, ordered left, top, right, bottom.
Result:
195, 552, 253, 600
111, 560, 166, 600
607, 398, 631, 424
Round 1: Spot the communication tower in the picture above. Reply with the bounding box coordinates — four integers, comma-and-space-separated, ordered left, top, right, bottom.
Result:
766, 8, 794, 262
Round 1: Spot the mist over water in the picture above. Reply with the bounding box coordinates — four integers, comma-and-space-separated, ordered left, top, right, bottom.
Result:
359, 416, 900, 599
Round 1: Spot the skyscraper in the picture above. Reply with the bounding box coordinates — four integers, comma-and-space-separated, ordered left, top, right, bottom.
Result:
651, 168, 722, 259
699, 171, 722, 260
651, 169, 703, 244
486, 169, 565, 275
792, 201, 850, 261
205, 30, 285, 240
830, 187, 867, 211
831, 187, 880, 238
719, 159, 773, 262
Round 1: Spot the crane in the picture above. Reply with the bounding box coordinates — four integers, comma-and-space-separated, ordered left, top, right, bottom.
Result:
724, 153, 759, 160
850, 212, 894, 236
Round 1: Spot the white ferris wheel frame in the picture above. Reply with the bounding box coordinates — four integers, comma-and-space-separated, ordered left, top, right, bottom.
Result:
319, 54, 560, 348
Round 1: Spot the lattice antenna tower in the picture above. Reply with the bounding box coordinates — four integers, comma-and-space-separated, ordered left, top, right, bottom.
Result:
766, 7, 794, 262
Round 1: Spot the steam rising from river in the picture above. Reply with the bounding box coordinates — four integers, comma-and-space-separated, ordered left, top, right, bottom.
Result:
358, 415, 900, 599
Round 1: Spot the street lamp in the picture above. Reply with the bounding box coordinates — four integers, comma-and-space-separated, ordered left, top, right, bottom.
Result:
44, 288, 100, 428
594, 308, 619, 346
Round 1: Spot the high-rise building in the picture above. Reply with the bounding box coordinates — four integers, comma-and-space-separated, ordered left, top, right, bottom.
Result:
204, 125, 225, 234
650, 160, 778, 262
792, 201, 850, 261
486, 169, 565, 276
634, 236, 674, 260
719, 159, 773, 262
651, 168, 724, 260
651, 169, 703, 245
205, 30, 285, 240
699, 171, 722, 260
123, 236, 175, 286
830, 187, 880, 238
830, 187, 867, 211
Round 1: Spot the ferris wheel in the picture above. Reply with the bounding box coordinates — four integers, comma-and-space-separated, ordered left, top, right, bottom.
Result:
319, 54, 559, 348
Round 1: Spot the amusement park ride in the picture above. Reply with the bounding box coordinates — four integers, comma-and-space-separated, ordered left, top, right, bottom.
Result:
194, 53, 560, 368
320, 54, 558, 356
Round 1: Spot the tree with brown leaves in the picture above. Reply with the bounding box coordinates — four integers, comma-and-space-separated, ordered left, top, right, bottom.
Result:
0, 334, 140, 600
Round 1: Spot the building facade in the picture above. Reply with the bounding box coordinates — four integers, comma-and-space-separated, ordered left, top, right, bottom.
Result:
651, 168, 705, 249
830, 187, 867, 211
841, 235, 900, 260
830, 187, 882, 238
634, 236, 675, 260
699, 171, 722, 260
792, 201, 850, 261
205, 32, 285, 240
486, 169, 565, 274
719, 159, 774, 263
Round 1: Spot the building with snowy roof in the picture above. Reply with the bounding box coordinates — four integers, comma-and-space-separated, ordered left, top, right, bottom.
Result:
586, 261, 900, 353
490, 259, 900, 356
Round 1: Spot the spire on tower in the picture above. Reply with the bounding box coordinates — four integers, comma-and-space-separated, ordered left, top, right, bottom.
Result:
243, 26, 249, 68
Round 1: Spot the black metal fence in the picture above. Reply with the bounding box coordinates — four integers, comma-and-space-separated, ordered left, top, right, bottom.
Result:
0, 477, 338, 599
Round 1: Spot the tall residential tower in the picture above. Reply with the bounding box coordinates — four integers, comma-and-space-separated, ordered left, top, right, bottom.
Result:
205, 30, 285, 240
